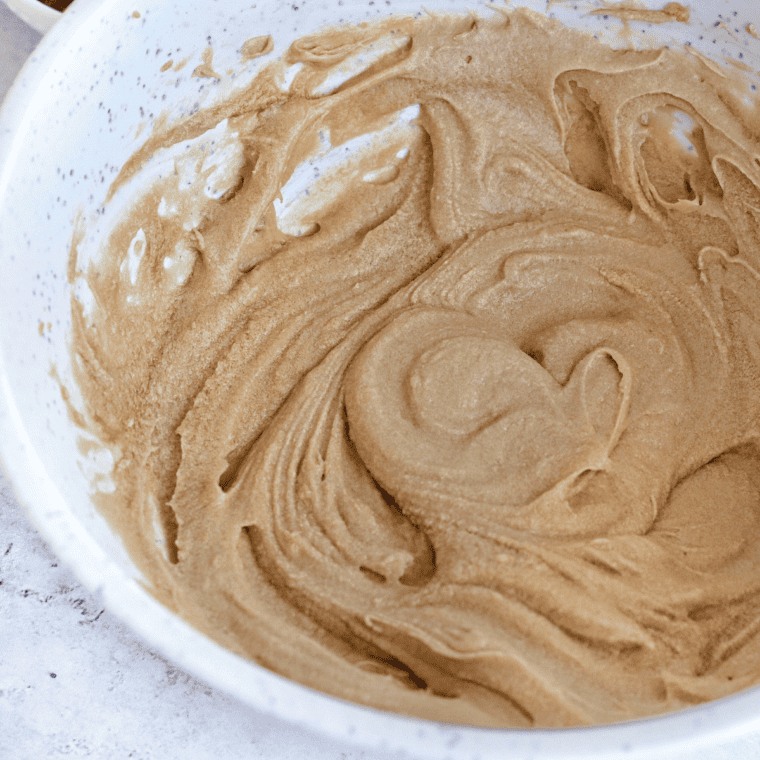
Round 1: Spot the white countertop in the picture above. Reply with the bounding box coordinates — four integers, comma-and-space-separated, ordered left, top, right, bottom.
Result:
3, 3, 760, 759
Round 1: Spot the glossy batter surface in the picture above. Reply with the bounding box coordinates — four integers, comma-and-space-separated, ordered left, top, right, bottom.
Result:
69, 9, 760, 727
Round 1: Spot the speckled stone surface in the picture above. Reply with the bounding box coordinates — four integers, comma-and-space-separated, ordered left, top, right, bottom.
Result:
3, 3, 760, 759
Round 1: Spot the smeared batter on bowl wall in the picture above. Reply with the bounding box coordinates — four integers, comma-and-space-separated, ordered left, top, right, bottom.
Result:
68, 8, 760, 727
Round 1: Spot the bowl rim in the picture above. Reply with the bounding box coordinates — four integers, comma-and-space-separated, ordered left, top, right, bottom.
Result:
3, 1, 760, 757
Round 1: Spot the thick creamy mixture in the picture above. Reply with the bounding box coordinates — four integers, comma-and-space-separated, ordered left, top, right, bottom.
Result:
70, 9, 760, 727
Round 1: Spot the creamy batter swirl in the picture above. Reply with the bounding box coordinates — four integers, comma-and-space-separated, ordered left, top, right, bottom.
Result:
70, 9, 760, 727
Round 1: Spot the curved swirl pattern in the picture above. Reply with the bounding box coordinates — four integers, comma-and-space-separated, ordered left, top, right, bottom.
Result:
70, 9, 760, 727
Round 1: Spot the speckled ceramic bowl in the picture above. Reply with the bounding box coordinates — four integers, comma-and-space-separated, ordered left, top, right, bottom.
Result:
1, 1, 760, 757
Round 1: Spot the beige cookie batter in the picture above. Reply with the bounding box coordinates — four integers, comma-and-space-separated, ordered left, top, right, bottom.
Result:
588, 1, 690, 24
69, 8, 760, 727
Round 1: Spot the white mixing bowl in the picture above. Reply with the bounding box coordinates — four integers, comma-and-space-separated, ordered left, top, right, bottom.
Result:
1, 0, 759, 757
